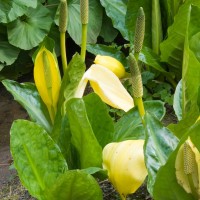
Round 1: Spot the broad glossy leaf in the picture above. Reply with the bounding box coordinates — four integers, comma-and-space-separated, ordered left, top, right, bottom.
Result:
51, 53, 85, 141
66, 98, 102, 169
47, 170, 103, 200
144, 112, 179, 195
7, 4, 52, 50
100, 0, 128, 40
10, 120, 68, 200
99, 12, 118, 42
153, 121, 200, 200
114, 100, 166, 141
2, 80, 52, 133
0, 0, 37, 23
160, 0, 200, 71
182, 5, 200, 121
0, 41, 20, 65
87, 44, 127, 67
125, 0, 152, 47
83, 93, 114, 147
173, 80, 183, 121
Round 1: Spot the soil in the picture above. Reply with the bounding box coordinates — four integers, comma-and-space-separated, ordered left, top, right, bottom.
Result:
0, 77, 176, 200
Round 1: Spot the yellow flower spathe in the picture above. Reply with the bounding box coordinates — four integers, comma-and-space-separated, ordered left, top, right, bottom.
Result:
94, 55, 126, 78
175, 137, 200, 199
34, 47, 61, 122
102, 140, 147, 199
75, 64, 134, 112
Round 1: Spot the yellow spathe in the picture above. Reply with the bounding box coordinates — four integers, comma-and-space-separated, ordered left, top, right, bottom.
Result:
175, 137, 200, 198
75, 64, 134, 112
102, 140, 147, 199
34, 47, 61, 122
94, 55, 126, 78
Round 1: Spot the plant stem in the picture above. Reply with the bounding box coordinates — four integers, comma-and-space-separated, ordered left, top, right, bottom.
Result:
81, 23, 87, 61
134, 97, 145, 123
60, 32, 67, 74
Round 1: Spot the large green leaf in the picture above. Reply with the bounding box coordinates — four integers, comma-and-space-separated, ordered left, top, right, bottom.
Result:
51, 53, 85, 141
160, 0, 200, 71
125, 0, 152, 47
2, 80, 52, 133
0, 0, 37, 23
182, 5, 200, 121
10, 120, 68, 200
99, 11, 118, 43
114, 100, 166, 141
144, 112, 179, 195
0, 41, 20, 66
83, 93, 114, 148
100, 0, 128, 40
153, 121, 200, 200
47, 170, 103, 200
7, 4, 52, 50
57, 0, 103, 45
173, 79, 183, 121
66, 98, 102, 169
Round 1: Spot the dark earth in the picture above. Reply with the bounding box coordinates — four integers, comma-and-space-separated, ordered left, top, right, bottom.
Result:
0, 77, 176, 200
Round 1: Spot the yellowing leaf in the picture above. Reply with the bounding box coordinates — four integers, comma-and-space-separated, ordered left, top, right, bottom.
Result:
34, 47, 61, 122
75, 64, 134, 112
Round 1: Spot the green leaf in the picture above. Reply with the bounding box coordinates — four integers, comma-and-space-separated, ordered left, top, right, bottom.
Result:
51, 53, 85, 141
83, 93, 114, 148
0, 0, 37, 23
99, 11, 118, 42
7, 4, 52, 50
114, 100, 166, 141
173, 80, 183, 121
153, 121, 200, 200
100, 0, 128, 40
144, 112, 179, 195
2, 80, 52, 133
87, 44, 127, 68
56, 0, 103, 45
47, 170, 103, 200
125, 0, 152, 47
10, 120, 68, 200
0, 41, 20, 66
66, 98, 102, 169
182, 5, 200, 121
160, 0, 200, 71
140, 46, 173, 76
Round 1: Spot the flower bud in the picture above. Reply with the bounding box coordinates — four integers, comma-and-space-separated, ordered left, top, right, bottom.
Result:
94, 55, 126, 78
102, 140, 147, 199
34, 47, 61, 122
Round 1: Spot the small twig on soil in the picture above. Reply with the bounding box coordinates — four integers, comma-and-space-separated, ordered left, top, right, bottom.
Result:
0, 163, 10, 166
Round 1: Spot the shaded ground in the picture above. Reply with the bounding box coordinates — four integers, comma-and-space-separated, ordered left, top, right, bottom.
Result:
0, 79, 176, 200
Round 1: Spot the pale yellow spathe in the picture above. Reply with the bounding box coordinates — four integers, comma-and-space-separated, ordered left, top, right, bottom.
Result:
75, 64, 134, 112
102, 140, 147, 198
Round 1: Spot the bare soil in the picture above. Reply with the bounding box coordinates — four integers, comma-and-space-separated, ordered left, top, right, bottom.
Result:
0, 78, 176, 200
